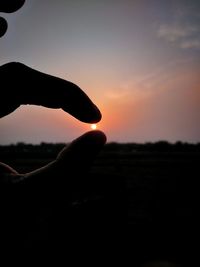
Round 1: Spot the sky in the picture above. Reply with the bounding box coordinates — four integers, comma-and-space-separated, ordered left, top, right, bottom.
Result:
0, 0, 200, 144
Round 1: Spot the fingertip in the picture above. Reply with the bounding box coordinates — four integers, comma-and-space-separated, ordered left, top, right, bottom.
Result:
60, 82, 102, 123
83, 130, 107, 145
71, 130, 107, 148
57, 130, 107, 162
90, 105, 102, 123
62, 103, 102, 124
0, 17, 8, 38
0, 0, 25, 13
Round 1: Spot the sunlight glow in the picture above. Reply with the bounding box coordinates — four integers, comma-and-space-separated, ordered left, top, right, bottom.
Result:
91, 124, 97, 130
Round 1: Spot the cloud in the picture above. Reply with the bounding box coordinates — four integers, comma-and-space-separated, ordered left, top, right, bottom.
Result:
158, 24, 200, 49
158, 24, 198, 41
180, 39, 200, 49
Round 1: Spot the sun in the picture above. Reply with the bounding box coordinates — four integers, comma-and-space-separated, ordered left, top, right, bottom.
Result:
91, 124, 97, 130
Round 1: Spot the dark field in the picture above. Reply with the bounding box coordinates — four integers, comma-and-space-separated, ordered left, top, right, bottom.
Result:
0, 142, 199, 265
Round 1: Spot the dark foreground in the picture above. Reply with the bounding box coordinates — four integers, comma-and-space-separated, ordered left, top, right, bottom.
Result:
0, 142, 199, 265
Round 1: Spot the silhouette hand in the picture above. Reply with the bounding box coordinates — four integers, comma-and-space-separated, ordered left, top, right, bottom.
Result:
0, 62, 106, 251
0, 1, 107, 255
0, 61, 105, 178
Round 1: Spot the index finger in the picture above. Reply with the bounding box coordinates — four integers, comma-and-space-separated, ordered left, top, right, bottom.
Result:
0, 63, 101, 123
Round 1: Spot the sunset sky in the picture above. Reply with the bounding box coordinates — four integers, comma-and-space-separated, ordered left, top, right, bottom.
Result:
0, 0, 200, 144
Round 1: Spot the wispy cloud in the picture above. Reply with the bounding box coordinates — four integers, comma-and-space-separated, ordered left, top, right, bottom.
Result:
158, 24, 200, 49
180, 39, 200, 49
157, 1, 200, 50
158, 24, 198, 41
105, 86, 132, 100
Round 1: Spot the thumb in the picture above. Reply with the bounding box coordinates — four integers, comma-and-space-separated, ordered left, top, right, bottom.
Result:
0, 131, 106, 206
57, 130, 106, 169
0, 131, 106, 189
22, 131, 106, 196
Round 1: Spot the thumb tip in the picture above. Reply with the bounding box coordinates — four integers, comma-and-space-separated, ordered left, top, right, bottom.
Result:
83, 130, 107, 144
57, 131, 107, 162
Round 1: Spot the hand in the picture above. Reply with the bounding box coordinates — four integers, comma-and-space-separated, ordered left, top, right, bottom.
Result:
0, 63, 106, 252
0, 0, 107, 255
